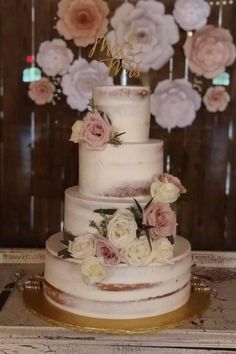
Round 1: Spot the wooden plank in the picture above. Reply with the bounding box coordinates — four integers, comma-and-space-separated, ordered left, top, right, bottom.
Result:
0, 0, 32, 247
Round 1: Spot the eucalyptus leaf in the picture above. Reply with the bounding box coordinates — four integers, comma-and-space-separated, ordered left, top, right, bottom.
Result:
58, 248, 70, 257
94, 208, 117, 215
167, 235, 175, 245
144, 197, 154, 210
133, 198, 143, 214
61, 239, 69, 246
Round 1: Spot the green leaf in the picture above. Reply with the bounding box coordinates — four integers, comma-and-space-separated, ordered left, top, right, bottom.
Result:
129, 206, 142, 227
167, 235, 175, 245
61, 251, 73, 259
115, 132, 126, 137
145, 230, 152, 250
141, 224, 154, 230
133, 198, 143, 214
136, 228, 141, 239
58, 248, 70, 257
94, 208, 117, 215
61, 239, 69, 246
144, 197, 154, 210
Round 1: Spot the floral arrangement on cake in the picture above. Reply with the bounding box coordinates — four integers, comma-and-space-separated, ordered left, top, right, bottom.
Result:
58, 173, 186, 285
69, 99, 125, 149
26, 0, 236, 125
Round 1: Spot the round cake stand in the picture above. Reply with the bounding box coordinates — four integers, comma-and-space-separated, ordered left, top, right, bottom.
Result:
23, 287, 211, 335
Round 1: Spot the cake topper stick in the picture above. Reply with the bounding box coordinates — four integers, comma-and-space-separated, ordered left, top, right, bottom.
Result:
120, 67, 128, 86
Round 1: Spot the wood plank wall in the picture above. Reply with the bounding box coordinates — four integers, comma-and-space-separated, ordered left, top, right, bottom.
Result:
0, 0, 236, 250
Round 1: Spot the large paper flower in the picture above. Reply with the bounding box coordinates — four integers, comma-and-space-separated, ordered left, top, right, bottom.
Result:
36, 39, 74, 77
56, 0, 110, 47
173, 0, 210, 31
28, 78, 55, 105
106, 0, 179, 72
151, 79, 201, 129
184, 25, 236, 79
61, 58, 113, 111
203, 86, 231, 112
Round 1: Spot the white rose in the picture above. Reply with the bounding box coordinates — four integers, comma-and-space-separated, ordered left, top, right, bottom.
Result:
61, 58, 113, 111
150, 180, 180, 203
81, 256, 105, 285
152, 238, 174, 262
121, 237, 153, 266
107, 0, 179, 73
69, 120, 84, 143
36, 39, 74, 76
173, 0, 210, 31
68, 234, 95, 260
107, 209, 137, 249
151, 79, 201, 129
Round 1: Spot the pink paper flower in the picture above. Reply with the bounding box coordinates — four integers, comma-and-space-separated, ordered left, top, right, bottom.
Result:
56, 0, 110, 47
183, 25, 236, 79
203, 86, 230, 113
143, 203, 177, 240
79, 111, 112, 149
159, 174, 186, 194
95, 238, 121, 265
28, 78, 55, 105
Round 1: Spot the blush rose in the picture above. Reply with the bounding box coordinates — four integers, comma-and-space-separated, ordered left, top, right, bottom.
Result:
95, 238, 121, 265
143, 203, 177, 239
203, 86, 230, 113
79, 111, 112, 149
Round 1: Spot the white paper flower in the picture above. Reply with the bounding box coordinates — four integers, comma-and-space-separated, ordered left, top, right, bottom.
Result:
68, 234, 95, 259
173, 0, 210, 31
36, 39, 74, 76
106, 0, 179, 72
81, 256, 105, 284
121, 237, 153, 266
150, 180, 180, 204
151, 79, 201, 129
107, 209, 137, 249
69, 120, 84, 143
152, 238, 174, 262
61, 58, 113, 111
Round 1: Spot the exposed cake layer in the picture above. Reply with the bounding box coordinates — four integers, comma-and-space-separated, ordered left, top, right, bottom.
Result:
93, 86, 150, 142
64, 187, 149, 238
79, 139, 163, 198
44, 233, 192, 319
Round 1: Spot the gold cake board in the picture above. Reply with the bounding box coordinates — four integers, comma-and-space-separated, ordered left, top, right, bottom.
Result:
23, 288, 210, 334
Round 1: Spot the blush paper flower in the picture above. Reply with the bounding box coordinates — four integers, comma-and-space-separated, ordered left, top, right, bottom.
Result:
151, 79, 201, 129
106, 0, 179, 72
183, 25, 236, 79
36, 39, 74, 77
61, 58, 113, 111
28, 78, 55, 105
173, 0, 210, 31
56, 0, 110, 47
203, 86, 231, 112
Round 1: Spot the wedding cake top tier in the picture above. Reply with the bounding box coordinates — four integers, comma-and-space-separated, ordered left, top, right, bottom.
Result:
93, 86, 150, 143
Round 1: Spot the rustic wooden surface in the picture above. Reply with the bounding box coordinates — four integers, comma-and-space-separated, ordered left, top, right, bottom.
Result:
1, 0, 236, 249
0, 250, 236, 353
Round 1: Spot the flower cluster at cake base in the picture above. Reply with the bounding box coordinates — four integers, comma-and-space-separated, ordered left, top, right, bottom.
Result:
58, 174, 186, 285
69, 99, 126, 149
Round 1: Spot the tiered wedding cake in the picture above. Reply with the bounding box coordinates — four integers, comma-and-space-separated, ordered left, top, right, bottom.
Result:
44, 86, 192, 319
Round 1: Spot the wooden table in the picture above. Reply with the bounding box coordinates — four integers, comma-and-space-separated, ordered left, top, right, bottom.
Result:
0, 249, 236, 354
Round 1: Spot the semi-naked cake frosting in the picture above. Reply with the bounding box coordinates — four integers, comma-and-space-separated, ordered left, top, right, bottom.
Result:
44, 85, 192, 320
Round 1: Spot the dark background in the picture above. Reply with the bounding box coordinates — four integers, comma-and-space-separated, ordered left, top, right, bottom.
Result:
0, 0, 236, 250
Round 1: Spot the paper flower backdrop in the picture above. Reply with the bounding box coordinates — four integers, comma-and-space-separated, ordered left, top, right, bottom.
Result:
28, 78, 55, 105
203, 86, 230, 112
173, 0, 210, 31
183, 25, 236, 79
61, 58, 113, 111
107, 0, 179, 72
56, 0, 110, 47
151, 79, 201, 129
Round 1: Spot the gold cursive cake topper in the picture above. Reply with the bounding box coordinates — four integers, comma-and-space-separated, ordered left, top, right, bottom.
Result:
88, 36, 142, 78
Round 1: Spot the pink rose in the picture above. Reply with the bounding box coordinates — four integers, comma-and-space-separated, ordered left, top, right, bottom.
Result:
159, 174, 186, 194
28, 78, 55, 105
203, 86, 230, 113
183, 25, 236, 79
56, 0, 110, 47
95, 238, 121, 265
143, 203, 177, 240
79, 111, 112, 149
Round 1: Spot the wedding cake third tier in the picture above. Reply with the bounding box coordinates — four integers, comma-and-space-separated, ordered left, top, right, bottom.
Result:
44, 86, 192, 320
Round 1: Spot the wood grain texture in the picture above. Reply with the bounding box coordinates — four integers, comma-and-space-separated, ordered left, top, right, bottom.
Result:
0, 0, 236, 249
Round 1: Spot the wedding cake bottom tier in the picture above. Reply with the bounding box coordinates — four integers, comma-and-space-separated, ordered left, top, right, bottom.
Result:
64, 187, 150, 238
44, 233, 192, 319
